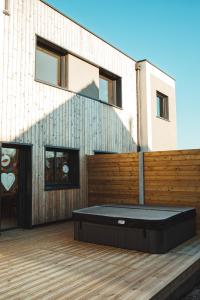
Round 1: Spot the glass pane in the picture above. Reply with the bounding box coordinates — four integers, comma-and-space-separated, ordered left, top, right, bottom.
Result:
164, 98, 169, 119
99, 77, 109, 102
45, 151, 55, 184
1, 148, 19, 193
156, 96, 161, 117
36, 47, 60, 85
55, 152, 71, 185
1, 147, 19, 230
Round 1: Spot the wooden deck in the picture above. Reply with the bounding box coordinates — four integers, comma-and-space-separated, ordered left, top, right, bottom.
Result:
0, 222, 200, 300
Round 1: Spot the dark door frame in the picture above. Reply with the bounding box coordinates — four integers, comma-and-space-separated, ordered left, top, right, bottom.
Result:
0, 142, 32, 232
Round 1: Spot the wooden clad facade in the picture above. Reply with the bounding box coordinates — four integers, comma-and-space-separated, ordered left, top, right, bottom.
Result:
88, 150, 200, 229
0, 0, 137, 226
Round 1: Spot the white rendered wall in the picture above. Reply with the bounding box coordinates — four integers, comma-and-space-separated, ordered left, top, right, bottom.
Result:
138, 61, 177, 151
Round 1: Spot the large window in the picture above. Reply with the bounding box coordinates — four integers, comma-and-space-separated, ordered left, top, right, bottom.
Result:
45, 147, 79, 190
35, 37, 67, 87
156, 91, 169, 120
99, 70, 122, 107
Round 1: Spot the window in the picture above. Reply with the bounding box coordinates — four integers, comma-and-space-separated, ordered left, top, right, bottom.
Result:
35, 37, 67, 87
45, 147, 79, 190
94, 151, 117, 154
156, 91, 169, 120
99, 70, 122, 107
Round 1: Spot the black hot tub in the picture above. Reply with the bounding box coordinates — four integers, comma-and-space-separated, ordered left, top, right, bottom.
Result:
72, 204, 196, 253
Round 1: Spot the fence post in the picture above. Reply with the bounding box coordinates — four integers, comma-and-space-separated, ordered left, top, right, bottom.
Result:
139, 152, 144, 205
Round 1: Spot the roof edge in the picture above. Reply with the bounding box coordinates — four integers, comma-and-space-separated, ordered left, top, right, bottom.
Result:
137, 59, 175, 81
40, 0, 136, 63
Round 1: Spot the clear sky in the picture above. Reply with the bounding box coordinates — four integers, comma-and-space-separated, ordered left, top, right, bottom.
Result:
46, 0, 200, 150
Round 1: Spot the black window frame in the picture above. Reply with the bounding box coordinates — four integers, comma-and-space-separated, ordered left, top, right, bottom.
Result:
44, 146, 80, 191
156, 91, 169, 121
99, 69, 122, 108
35, 37, 68, 88
94, 150, 118, 155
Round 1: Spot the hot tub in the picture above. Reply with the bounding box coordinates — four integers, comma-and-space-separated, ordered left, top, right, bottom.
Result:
73, 204, 196, 253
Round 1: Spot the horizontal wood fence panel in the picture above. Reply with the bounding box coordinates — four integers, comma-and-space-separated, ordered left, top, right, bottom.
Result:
144, 150, 200, 229
88, 153, 139, 206
88, 149, 200, 230
143, 149, 200, 156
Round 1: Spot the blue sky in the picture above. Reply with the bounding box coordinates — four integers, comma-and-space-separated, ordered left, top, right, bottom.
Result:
46, 0, 200, 149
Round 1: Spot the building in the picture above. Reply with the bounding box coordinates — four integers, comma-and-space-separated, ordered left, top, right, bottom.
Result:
0, 0, 176, 230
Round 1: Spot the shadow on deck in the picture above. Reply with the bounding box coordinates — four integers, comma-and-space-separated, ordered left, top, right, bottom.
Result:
0, 222, 200, 300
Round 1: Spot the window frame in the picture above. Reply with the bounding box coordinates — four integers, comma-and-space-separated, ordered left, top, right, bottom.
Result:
35, 37, 68, 88
44, 146, 80, 191
156, 91, 169, 121
36, 46, 62, 86
35, 37, 123, 110
94, 150, 118, 155
99, 69, 122, 108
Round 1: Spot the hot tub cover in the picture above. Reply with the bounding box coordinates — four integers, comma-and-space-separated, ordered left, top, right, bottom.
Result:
73, 204, 196, 230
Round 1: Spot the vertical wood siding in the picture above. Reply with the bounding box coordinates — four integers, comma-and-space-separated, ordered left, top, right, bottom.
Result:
1, 0, 136, 225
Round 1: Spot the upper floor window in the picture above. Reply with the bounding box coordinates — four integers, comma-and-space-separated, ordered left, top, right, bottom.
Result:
99, 69, 122, 107
156, 91, 169, 120
45, 147, 80, 190
35, 37, 67, 88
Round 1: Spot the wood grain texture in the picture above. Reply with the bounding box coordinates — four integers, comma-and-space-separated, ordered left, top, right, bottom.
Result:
88, 153, 139, 206
144, 149, 200, 229
88, 150, 200, 230
0, 0, 136, 225
0, 222, 200, 300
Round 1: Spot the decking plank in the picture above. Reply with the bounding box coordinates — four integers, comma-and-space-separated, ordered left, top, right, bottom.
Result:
0, 222, 200, 300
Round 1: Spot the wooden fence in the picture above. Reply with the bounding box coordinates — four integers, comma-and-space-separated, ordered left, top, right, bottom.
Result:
88, 153, 139, 206
88, 149, 200, 229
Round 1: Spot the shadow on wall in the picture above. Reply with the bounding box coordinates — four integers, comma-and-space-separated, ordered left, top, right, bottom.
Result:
11, 80, 136, 153
79, 80, 99, 99
2, 81, 136, 224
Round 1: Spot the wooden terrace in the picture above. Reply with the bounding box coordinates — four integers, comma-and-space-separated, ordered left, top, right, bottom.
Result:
0, 222, 200, 300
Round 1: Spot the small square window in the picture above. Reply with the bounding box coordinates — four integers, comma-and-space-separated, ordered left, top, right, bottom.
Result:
35, 37, 67, 88
99, 70, 122, 107
45, 147, 79, 190
156, 91, 169, 120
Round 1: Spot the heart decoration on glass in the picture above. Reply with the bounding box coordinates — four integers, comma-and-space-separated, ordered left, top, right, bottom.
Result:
1, 173, 15, 191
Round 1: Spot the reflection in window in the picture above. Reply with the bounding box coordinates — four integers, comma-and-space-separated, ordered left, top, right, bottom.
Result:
55, 152, 70, 184
99, 70, 122, 107
156, 91, 169, 120
35, 37, 68, 88
45, 151, 55, 185
99, 76, 109, 103
45, 147, 79, 190
36, 47, 60, 86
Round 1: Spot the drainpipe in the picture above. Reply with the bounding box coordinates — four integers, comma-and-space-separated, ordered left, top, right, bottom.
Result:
135, 62, 141, 152
135, 63, 144, 205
